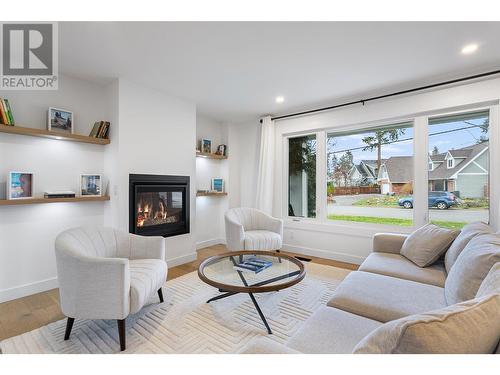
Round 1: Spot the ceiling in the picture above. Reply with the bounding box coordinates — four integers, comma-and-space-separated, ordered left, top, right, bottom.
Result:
59, 22, 500, 123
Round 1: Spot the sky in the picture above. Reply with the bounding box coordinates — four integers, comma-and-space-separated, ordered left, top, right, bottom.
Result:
326, 114, 488, 165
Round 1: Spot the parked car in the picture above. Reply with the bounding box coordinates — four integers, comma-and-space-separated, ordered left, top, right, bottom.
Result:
398, 191, 461, 210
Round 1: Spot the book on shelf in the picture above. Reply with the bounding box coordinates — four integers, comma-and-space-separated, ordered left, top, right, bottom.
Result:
233, 257, 273, 274
89, 121, 110, 139
44, 191, 76, 199
0, 98, 15, 126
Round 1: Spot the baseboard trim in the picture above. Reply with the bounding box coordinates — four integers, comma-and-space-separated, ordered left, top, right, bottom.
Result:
196, 238, 225, 250
0, 277, 58, 303
282, 243, 366, 265
167, 252, 197, 267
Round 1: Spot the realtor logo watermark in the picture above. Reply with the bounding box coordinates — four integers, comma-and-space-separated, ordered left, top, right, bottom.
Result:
0, 22, 58, 90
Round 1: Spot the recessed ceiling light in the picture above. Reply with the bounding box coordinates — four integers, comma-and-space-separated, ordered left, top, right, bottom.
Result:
275, 96, 285, 103
461, 43, 478, 55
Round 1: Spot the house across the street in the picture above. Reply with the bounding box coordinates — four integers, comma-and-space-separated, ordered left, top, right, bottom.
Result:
372, 142, 489, 198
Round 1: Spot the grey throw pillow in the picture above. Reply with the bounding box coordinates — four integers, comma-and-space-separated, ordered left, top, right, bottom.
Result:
445, 234, 500, 305
444, 221, 493, 273
476, 262, 500, 298
353, 294, 500, 354
400, 224, 459, 267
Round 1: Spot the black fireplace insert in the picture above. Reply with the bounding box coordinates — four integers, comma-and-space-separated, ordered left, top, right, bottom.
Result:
129, 174, 190, 237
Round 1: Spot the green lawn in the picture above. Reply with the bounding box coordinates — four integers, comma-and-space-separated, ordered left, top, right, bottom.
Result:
327, 214, 467, 229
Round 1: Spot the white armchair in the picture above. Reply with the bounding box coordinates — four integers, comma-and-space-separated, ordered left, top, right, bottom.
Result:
54, 226, 167, 351
225, 207, 283, 252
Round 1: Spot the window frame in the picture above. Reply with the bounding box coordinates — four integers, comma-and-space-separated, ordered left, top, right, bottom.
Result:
282, 104, 498, 232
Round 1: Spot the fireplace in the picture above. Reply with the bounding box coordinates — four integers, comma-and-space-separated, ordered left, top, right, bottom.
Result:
129, 174, 190, 237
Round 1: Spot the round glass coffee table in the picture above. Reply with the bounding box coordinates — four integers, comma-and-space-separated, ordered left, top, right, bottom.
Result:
198, 250, 306, 334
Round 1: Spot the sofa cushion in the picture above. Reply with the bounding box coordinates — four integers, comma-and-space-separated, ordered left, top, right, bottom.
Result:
445, 234, 500, 305
400, 224, 459, 267
286, 306, 382, 354
129, 259, 167, 314
327, 271, 446, 323
476, 262, 500, 298
445, 221, 493, 272
359, 252, 446, 287
244, 230, 282, 250
353, 294, 500, 354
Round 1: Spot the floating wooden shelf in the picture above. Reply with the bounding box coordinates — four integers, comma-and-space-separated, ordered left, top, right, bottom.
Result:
196, 192, 228, 197
0, 124, 110, 145
196, 151, 227, 160
0, 195, 110, 206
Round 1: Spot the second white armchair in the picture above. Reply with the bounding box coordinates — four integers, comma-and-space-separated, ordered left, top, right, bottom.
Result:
225, 207, 283, 252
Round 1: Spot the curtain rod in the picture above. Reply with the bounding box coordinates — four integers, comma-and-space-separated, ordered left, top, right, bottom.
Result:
262, 69, 500, 123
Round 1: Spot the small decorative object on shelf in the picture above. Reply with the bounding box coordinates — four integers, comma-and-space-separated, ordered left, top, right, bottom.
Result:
48, 107, 73, 134
196, 191, 227, 197
44, 191, 76, 199
211, 178, 224, 192
0, 98, 15, 125
216, 144, 227, 156
200, 138, 212, 154
89, 121, 110, 139
8, 171, 34, 199
80, 174, 102, 197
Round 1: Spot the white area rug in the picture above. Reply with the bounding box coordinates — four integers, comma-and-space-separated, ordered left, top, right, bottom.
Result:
0, 263, 350, 354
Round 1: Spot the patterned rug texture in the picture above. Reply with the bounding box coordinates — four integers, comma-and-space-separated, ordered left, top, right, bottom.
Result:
0, 262, 350, 354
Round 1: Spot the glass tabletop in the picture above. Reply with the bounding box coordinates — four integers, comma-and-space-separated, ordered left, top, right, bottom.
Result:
198, 251, 305, 293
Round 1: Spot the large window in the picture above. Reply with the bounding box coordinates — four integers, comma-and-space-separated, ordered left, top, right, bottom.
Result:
427, 111, 489, 229
326, 123, 414, 226
288, 134, 316, 218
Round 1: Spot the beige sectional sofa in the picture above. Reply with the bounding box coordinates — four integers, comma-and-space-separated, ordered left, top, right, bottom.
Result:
241, 222, 500, 354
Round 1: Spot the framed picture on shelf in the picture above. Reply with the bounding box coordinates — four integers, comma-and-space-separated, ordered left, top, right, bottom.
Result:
48, 107, 74, 134
211, 178, 224, 193
80, 174, 102, 197
8, 171, 34, 199
216, 144, 227, 156
201, 138, 212, 154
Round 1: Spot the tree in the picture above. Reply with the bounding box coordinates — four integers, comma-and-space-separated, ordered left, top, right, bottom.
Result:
362, 129, 406, 171
333, 151, 354, 186
432, 146, 440, 156
478, 118, 489, 143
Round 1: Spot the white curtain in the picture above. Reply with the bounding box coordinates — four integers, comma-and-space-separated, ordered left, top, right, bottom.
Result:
255, 116, 275, 214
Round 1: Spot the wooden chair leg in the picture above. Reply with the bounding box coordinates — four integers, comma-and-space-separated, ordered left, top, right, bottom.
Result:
64, 317, 75, 340
117, 319, 126, 351
158, 288, 164, 303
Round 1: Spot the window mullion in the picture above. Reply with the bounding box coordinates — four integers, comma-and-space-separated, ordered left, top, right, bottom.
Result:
413, 116, 429, 228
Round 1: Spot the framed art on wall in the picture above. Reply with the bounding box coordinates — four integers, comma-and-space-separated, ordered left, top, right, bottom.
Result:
80, 174, 102, 197
201, 138, 212, 154
48, 107, 74, 134
8, 171, 34, 199
211, 178, 224, 192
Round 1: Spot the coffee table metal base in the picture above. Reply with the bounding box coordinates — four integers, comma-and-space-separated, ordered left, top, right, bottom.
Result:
205, 256, 300, 334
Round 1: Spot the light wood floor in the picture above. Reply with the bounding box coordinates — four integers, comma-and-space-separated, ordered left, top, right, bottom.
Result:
0, 244, 357, 341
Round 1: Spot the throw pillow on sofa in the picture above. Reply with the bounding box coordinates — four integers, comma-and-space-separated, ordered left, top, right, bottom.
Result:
400, 224, 459, 267
444, 221, 493, 272
445, 234, 500, 305
352, 294, 500, 354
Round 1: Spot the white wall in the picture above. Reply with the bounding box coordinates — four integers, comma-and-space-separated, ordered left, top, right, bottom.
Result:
230, 78, 500, 265
0, 76, 199, 302
104, 79, 197, 266
227, 120, 261, 208
0, 75, 109, 302
195, 114, 228, 248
